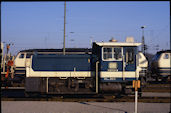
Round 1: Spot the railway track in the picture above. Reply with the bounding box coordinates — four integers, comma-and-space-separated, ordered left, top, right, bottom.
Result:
1, 83, 170, 103
142, 83, 170, 92
1, 94, 170, 103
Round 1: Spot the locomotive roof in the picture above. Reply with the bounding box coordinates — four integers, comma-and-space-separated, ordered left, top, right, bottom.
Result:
157, 50, 171, 54
95, 42, 141, 46
20, 48, 92, 53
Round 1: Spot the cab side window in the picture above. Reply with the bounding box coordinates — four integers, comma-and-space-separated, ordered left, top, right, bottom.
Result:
114, 48, 122, 60
103, 47, 122, 61
126, 48, 134, 64
164, 54, 169, 59
19, 53, 24, 58
103, 48, 112, 60
26, 54, 32, 58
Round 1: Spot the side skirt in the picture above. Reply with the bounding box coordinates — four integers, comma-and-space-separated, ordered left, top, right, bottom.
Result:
25, 77, 95, 94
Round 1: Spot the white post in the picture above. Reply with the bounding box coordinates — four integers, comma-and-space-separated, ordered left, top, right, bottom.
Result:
135, 90, 138, 113
135, 54, 138, 113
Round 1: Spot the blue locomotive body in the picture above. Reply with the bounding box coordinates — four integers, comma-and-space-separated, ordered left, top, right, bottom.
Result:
32, 54, 92, 72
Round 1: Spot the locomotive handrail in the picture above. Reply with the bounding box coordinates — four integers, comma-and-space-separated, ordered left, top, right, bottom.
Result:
46, 77, 49, 93
122, 55, 125, 80
96, 61, 99, 93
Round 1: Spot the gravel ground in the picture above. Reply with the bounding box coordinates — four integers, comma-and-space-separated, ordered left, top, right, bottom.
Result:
142, 92, 171, 97
2, 101, 171, 113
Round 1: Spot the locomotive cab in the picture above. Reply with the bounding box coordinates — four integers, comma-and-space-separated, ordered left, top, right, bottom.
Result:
92, 38, 141, 94
13, 52, 33, 84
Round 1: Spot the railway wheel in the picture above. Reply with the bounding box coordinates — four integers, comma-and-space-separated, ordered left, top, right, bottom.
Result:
25, 92, 39, 98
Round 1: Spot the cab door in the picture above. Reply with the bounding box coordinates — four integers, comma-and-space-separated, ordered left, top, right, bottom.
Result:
124, 47, 136, 71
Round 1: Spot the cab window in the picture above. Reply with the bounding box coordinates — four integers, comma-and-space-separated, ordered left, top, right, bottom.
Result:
103, 48, 112, 60
26, 54, 32, 58
164, 54, 169, 59
114, 48, 122, 60
126, 48, 134, 64
103, 47, 122, 61
19, 53, 24, 58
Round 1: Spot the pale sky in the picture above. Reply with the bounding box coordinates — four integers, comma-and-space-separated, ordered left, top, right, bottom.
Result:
1, 1, 170, 55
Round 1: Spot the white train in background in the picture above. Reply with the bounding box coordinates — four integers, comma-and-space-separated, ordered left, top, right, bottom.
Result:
151, 50, 171, 82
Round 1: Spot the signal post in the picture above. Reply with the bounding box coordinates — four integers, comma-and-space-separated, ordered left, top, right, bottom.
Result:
133, 80, 140, 113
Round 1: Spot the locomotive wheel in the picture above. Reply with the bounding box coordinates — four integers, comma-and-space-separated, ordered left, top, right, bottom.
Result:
25, 92, 39, 98
124, 88, 133, 95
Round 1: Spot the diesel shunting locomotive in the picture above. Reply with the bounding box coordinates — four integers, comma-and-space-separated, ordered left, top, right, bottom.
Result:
24, 38, 142, 95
